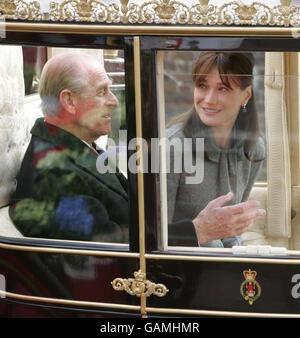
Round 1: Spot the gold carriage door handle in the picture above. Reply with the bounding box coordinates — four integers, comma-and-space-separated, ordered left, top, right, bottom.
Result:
111, 270, 169, 298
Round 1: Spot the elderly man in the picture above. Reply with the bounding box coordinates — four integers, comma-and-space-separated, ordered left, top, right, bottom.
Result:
9, 53, 129, 242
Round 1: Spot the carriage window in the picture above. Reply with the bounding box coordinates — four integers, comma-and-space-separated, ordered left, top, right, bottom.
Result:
156, 50, 300, 253
0, 45, 129, 245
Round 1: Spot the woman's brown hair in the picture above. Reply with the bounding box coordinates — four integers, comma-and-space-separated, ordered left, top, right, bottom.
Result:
168, 52, 261, 161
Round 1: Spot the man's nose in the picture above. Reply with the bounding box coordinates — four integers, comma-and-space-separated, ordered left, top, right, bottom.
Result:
106, 90, 119, 107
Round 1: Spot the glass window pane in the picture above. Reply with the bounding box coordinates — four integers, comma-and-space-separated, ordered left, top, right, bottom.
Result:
0, 46, 129, 244
157, 50, 300, 254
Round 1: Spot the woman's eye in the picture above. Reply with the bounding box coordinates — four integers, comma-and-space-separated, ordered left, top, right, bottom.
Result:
219, 87, 228, 92
197, 83, 206, 88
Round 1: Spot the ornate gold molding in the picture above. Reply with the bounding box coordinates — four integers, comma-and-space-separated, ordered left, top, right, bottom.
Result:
111, 270, 169, 297
0, 289, 141, 312
0, 0, 299, 26
146, 306, 300, 317
0, 0, 42, 21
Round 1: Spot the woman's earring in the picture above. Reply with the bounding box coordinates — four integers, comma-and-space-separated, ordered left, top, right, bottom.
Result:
242, 104, 247, 113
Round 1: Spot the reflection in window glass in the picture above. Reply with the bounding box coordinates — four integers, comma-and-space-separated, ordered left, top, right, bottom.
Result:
23, 46, 47, 96
103, 50, 127, 175
158, 51, 299, 252
1, 47, 129, 244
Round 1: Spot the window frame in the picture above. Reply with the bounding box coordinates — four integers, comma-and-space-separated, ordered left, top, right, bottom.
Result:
0, 32, 139, 253
139, 35, 300, 255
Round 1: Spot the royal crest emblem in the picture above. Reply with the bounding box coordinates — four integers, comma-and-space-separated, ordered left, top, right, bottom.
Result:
240, 269, 261, 305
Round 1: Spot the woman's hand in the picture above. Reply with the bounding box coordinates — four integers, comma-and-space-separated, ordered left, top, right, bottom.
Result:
192, 192, 266, 245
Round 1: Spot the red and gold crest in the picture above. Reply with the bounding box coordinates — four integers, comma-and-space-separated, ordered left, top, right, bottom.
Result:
240, 269, 261, 305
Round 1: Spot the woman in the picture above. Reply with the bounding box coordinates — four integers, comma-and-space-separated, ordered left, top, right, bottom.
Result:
167, 52, 266, 247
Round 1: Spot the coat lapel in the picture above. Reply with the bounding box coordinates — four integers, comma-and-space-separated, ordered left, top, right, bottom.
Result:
74, 147, 128, 200
31, 118, 128, 200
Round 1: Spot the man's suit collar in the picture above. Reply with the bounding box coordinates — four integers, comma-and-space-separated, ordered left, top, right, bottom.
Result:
31, 118, 99, 155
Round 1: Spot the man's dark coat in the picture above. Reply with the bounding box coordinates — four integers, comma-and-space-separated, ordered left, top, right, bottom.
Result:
9, 118, 129, 242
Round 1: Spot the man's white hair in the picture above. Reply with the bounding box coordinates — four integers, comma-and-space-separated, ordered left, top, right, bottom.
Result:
38, 53, 102, 116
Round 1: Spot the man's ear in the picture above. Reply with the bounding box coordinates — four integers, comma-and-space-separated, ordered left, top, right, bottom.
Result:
59, 89, 76, 114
